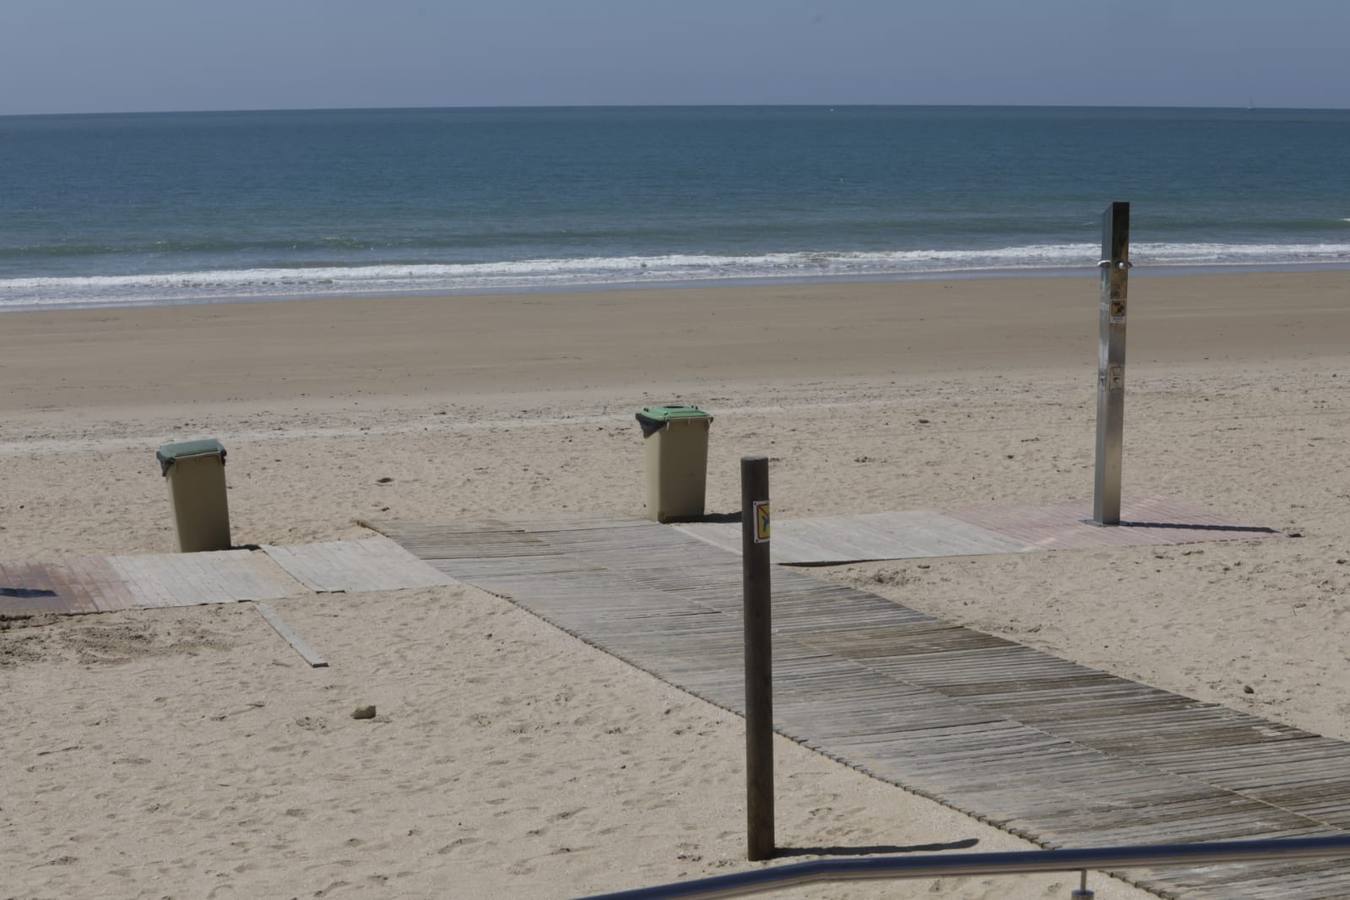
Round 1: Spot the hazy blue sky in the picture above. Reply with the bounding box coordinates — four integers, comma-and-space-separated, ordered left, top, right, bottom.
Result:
1, 0, 1346, 115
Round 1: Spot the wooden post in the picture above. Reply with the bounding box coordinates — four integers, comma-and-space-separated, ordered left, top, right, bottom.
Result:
741, 455, 774, 861
1093, 201, 1130, 526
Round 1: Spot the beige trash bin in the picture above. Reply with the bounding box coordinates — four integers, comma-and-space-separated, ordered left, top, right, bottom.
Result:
156, 439, 232, 552
636, 405, 712, 523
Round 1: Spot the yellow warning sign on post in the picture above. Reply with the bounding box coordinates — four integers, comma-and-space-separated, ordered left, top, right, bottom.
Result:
753, 500, 770, 543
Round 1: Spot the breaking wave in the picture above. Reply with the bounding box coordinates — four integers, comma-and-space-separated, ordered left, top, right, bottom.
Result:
3, 241, 1350, 310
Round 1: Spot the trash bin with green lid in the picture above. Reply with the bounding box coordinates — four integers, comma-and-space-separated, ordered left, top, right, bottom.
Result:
636, 405, 712, 523
156, 438, 231, 552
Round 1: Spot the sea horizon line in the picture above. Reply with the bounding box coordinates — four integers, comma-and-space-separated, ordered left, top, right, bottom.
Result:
5, 101, 1350, 119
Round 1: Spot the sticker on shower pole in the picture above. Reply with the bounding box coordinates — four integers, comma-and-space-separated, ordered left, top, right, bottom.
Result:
753, 501, 771, 543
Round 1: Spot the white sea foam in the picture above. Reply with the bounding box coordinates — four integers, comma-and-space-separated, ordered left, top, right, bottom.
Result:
3, 241, 1350, 310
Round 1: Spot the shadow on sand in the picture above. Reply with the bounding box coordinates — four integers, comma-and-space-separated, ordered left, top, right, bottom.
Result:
775, 837, 979, 858
1116, 520, 1281, 534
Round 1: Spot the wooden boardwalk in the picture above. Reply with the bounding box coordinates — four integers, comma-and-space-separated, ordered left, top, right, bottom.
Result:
369, 516, 1350, 899
676, 497, 1282, 564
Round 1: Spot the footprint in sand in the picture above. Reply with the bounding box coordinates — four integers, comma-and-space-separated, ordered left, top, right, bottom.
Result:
437, 837, 480, 856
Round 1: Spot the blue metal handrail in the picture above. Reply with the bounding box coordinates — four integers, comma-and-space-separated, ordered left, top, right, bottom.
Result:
579, 835, 1350, 899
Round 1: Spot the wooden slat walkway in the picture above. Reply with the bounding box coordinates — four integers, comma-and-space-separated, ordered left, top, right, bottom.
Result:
1, 550, 301, 615
676, 497, 1282, 564
0, 537, 450, 617
369, 516, 1350, 899
261, 537, 454, 593
947, 496, 1281, 551
107, 550, 299, 607
1, 557, 130, 614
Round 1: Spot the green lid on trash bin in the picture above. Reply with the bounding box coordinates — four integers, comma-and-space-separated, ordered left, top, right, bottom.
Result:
635, 404, 712, 436
156, 438, 227, 476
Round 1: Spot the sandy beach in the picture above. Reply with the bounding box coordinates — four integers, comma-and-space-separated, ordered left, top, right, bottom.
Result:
4, 270, 1350, 897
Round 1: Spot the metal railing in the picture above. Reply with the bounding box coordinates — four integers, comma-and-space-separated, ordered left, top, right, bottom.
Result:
579, 835, 1350, 899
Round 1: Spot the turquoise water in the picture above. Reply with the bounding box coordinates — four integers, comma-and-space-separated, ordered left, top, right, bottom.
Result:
2, 105, 1349, 309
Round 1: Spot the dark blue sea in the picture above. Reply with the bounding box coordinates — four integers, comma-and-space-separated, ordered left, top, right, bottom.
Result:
2, 105, 1349, 309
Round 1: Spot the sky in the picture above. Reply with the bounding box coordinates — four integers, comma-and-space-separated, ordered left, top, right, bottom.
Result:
0, 0, 1347, 115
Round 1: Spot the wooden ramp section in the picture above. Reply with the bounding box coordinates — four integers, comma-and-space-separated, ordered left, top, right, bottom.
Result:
946, 496, 1281, 552
261, 537, 454, 593
1, 556, 135, 615
106, 551, 299, 607
1, 550, 301, 615
676, 496, 1282, 564
0, 538, 451, 618
369, 516, 1350, 899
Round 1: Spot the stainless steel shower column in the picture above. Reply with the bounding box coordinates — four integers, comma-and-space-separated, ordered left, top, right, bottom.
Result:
1093, 201, 1130, 526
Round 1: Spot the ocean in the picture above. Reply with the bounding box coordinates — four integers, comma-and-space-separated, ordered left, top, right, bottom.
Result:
2, 105, 1348, 310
